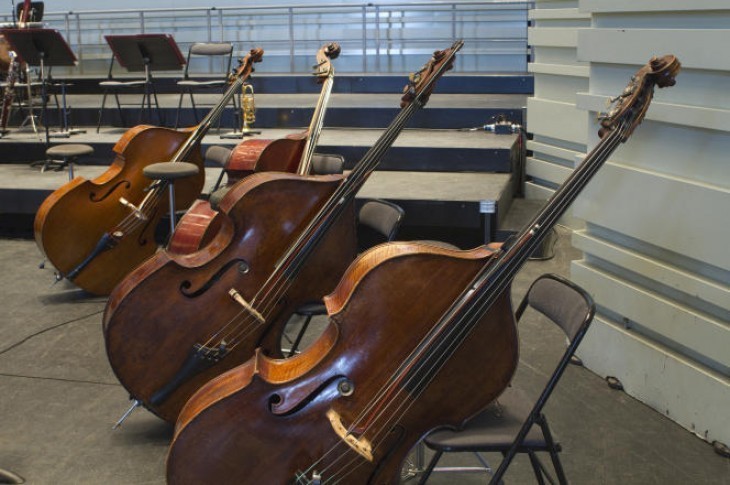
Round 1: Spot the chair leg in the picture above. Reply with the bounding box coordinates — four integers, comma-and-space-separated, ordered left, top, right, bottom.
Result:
416, 450, 443, 485
114, 93, 125, 127
287, 314, 314, 357
151, 84, 163, 126
175, 92, 184, 128
537, 415, 568, 485
96, 91, 109, 133
188, 91, 199, 124
527, 451, 547, 485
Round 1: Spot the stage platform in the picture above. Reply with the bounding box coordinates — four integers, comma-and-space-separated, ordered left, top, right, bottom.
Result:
0, 114, 518, 245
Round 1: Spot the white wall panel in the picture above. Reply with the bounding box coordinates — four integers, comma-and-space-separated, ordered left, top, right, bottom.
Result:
580, 0, 728, 13
569, 0, 730, 446
573, 231, 730, 311
527, 98, 588, 145
573, 161, 730, 272
575, 312, 730, 445
578, 29, 730, 71
572, 262, 729, 373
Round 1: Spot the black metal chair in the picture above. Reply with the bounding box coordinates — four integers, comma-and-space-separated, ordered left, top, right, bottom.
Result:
418, 273, 596, 485
174, 42, 235, 129
96, 53, 159, 132
284, 197, 405, 356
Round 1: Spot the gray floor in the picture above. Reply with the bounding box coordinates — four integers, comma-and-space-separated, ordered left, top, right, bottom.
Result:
0, 205, 728, 484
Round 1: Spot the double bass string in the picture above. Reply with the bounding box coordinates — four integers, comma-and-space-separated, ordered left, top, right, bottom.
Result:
298, 124, 629, 484
103, 78, 246, 243
196, 99, 424, 355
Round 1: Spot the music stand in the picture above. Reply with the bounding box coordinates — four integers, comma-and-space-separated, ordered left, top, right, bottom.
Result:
104, 34, 185, 126
0, 28, 79, 143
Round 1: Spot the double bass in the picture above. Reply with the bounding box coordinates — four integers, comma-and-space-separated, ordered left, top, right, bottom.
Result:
167, 42, 340, 255
166, 56, 680, 484
33, 49, 263, 296
103, 41, 464, 424
0, 0, 31, 72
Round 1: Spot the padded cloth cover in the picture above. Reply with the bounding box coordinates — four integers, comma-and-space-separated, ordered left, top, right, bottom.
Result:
424, 387, 552, 451
45, 144, 94, 158
143, 161, 199, 180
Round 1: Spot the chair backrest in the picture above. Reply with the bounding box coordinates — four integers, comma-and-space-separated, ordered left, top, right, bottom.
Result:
357, 199, 405, 251
488, 274, 595, 485
514, 273, 595, 413
311, 153, 345, 175
184, 42, 234, 79
516, 273, 595, 342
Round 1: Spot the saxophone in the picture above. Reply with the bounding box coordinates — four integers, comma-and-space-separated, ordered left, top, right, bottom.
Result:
0, 51, 18, 136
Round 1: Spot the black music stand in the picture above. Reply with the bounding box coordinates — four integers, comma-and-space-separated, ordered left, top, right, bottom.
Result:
0, 28, 79, 143
104, 34, 185, 126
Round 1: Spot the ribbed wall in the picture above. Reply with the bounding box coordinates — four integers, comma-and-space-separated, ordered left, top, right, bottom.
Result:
561, 1, 729, 446
525, 0, 589, 224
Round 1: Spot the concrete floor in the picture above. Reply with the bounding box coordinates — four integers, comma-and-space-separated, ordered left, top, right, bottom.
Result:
0, 208, 728, 484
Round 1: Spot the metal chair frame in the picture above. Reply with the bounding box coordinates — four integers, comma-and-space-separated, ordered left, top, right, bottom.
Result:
417, 273, 596, 484
174, 42, 235, 129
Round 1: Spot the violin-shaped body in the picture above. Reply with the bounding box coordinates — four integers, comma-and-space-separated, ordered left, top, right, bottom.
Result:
167, 242, 518, 484
34, 126, 205, 295
104, 171, 357, 422
167, 131, 307, 255
168, 41, 342, 256
34, 48, 263, 296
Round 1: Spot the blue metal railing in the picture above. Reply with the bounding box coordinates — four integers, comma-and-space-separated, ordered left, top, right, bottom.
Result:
2, 1, 533, 75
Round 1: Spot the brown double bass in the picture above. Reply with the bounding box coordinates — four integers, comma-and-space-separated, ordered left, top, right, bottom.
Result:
167, 55, 680, 484
103, 42, 463, 425
33, 49, 263, 296
167, 42, 340, 255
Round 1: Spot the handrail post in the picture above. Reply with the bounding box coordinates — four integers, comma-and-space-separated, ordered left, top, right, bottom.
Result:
362, 5, 367, 72
452, 3, 457, 41
139, 11, 145, 34
375, 5, 380, 73
289, 7, 295, 72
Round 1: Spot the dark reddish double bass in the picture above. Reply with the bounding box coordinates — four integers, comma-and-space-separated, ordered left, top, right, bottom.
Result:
167, 42, 340, 255
103, 42, 465, 425
33, 49, 263, 296
166, 55, 680, 484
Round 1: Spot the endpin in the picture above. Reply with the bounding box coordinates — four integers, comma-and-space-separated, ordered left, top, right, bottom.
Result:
113, 399, 141, 430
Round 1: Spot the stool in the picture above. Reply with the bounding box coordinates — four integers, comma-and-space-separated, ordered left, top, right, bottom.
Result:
142, 161, 199, 237
38, 143, 95, 179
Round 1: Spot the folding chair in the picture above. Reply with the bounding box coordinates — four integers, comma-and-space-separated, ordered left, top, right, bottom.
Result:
418, 273, 596, 484
174, 42, 235, 129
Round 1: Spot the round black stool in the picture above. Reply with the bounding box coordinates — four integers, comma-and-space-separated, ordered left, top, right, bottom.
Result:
42, 144, 94, 180
142, 162, 199, 237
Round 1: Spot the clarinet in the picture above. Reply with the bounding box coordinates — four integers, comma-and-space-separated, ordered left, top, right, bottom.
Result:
0, 50, 17, 135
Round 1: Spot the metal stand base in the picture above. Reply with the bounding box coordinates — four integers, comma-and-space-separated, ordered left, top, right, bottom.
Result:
219, 127, 261, 139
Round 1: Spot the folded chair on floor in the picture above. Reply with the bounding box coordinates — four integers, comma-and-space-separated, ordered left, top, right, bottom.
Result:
418, 273, 596, 485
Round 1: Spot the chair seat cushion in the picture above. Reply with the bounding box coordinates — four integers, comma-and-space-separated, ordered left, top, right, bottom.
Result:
178, 80, 226, 88
45, 144, 95, 159
423, 387, 553, 451
208, 186, 231, 210
100, 80, 146, 87
143, 162, 199, 181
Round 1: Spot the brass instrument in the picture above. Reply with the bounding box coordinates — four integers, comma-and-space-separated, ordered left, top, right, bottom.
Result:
241, 83, 256, 129
220, 81, 260, 138
0, 51, 18, 136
